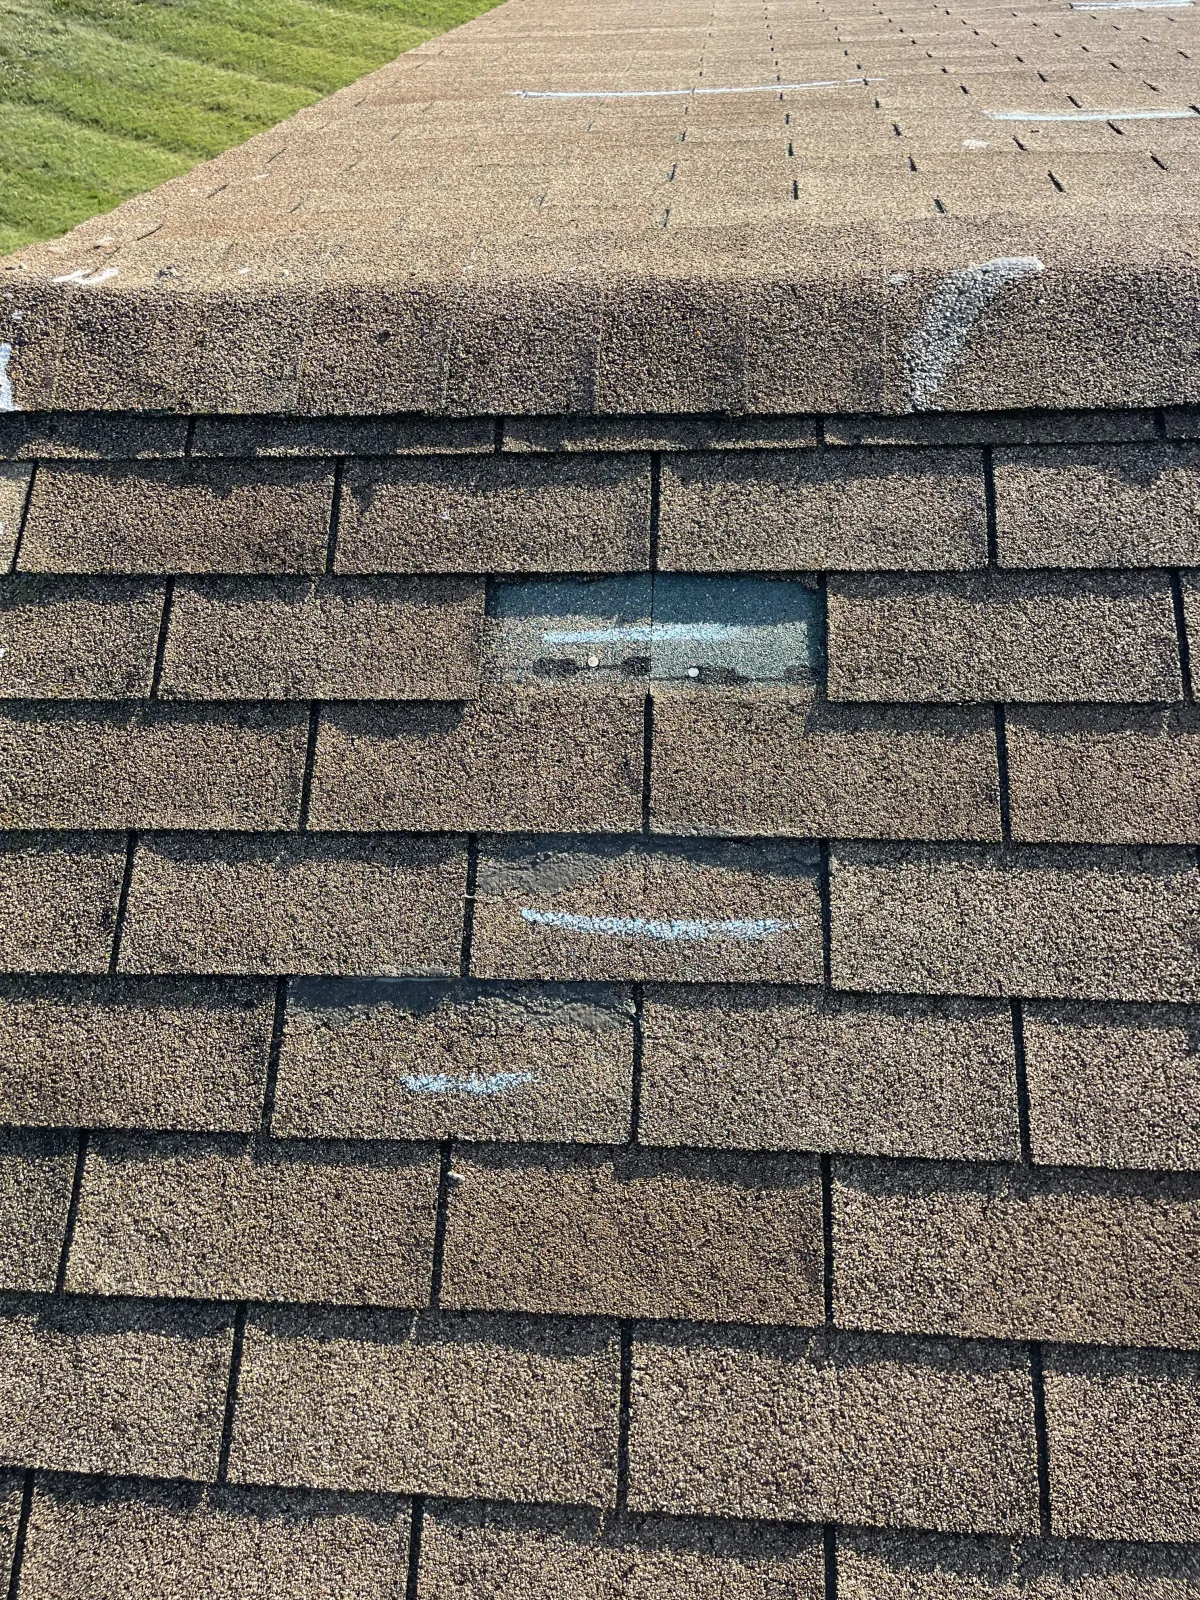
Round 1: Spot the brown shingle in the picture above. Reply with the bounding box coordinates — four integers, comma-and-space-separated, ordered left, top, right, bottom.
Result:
833, 1160, 1200, 1349
993, 443, 1200, 567
229, 1308, 619, 1505
0, 1295, 231, 1479
0, 704, 307, 830
67, 1135, 439, 1305
657, 449, 987, 571
471, 837, 823, 984
1007, 706, 1200, 845
1023, 1001, 1200, 1171
191, 414, 492, 456
838, 1527, 1200, 1598
830, 844, 1200, 1002
158, 577, 483, 701
309, 691, 643, 834
0, 415, 188, 460
1044, 1346, 1200, 1541
274, 979, 633, 1144
0, 577, 163, 698
0, 1132, 74, 1292
0, 832, 125, 973
826, 572, 1181, 704
650, 688, 1000, 841
439, 1146, 823, 1324
119, 834, 465, 977
19, 462, 333, 574
0, 1474, 18, 1592
421, 1503, 824, 1600
0, 467, 30, 569
827, 410, 1162, 449
639, 988, 1019, 1161
628, 1326, 1038, 1534
20, 1481, 411, 1600
1180, 572, 1200, 685
0, 976, 271, 1133
336, 456, 650, 574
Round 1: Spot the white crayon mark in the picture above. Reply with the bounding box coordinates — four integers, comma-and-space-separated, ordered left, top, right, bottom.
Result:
1072, 1, 1191, 8
50, 266, 120, 286
905, 256, 1043, 411
0, 345, 15, 413
510, 77, 879, 100
400, 1071, 535, 1096
520, 908, 798, 941
985, 107, 1198, 120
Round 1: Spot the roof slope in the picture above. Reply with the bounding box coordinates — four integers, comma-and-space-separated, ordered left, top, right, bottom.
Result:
2, 0, 1200, 415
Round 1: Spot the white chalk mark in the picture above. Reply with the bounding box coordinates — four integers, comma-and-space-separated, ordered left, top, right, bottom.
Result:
519, 908, 798, 941
50, 266, 120, 286
1072, 1, 1191, 8
985, 107, 1198, 120
510, 77, 879, 100
0, 345, 15, 413
905, 256, 1044, 412
400, 1071, 535, 1095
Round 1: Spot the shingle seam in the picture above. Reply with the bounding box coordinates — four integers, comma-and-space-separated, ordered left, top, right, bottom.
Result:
648, 453, 661, 573
1170, 570, 1194, 700
629, 983, 645, 1146
53, 1130, 87, 1294
258, 978, 288, 1139
616, 1323, 634, 1513
823, 1520, 838, 1600
3, 1471, 33, 1600
1029, 1340, 1054, 1537
994, 705, 1012, 842
215, 1303, 247, 1486
108, 832, 137, 975
1011, 998, 1035, 1164
297, 705, 321, 830
404, 1495, 425, 1600
428, 1141, 454, 1309
821, 1155, 835, 1326
325, 459, 345, 576
460, 838, 478, 978
6, 463, 35, 577
147, 578, 175, 701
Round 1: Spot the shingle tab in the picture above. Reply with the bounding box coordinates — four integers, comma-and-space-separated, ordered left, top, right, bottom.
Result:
471, 836, 823, 984
309, 691, 644, 833
68, 1135, 440, 1305
421, 1503, 824, 1600
657, 449, 988, 572
1044, 1346, 1200, 1541
192, 414, 492, 457
1007, 707, 1200, 845
830, 844, 1200, 1002
337, 457, 651, 574
0, 577, 163, 698
230, 1308, 620, 1506
158, 577, 484, 701
827, 410, 1161, 449
20, 1482, 412, 1600
826, 573, 1181, 704
19, 462, 334, 574
639, 988, 1019, 1161
834, 1159, 1200, 1349
993, 444, 1200, 567
0, 704, 307, 830
119, 834, 465, 977
274, 978, 634, 1144
503, 416, 820, 453
0, 832, 125, 974
1023, 1001, 1200, 1172
0, 1295, 232, 1479
0, 415, 188, 460
650, 689, 1001, 841
628, 1327, 1039, 1534
0, 466, 30, 569
439, 1146, 823, 1324
0, 1132, 74, 1292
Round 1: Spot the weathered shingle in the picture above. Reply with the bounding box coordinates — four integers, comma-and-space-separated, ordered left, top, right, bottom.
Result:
274, 979, 633, 1144
1007, 706, 1200, 845
439, 1146, 823, 1324
309, 691, 644, 834
0, 577, 163, 698
20, 462, 334, 574
826, 572, 1181, 704
1023, 1001, 1200, 1172
0, 1131, 74, 1292
502, 416, 820, 453
471, 836, 823, 984
20, 1482, 412, 1600
650, 688, 1001, 841
657, 449, 987, 571
833, 1160, 1200, 1349
0, 704, 307, 830
191, 414, 492, 457
119, 833, 465, 976
0, 832, 125, 973
421, 1503, 824, 1600
1044, 1346, 1200, 1541
628, 1327, 1039, 1534
0, 1295, 232, 1479
337, 457, 650, 574
993, 443, 1200, 567
830, 845, 1200, 1002
0, 415, 188, 460
230, 1308, 619, 1505
0, 466, 30, 569
158, 577, 484, 701
639, 988, 1019, 1161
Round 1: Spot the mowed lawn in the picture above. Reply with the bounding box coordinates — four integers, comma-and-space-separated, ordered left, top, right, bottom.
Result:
0, 0, 502, 251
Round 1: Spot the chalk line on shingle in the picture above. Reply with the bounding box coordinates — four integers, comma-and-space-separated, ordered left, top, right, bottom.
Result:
510, 78, 879, 99
519, 909, 798, 941
985, 107, 1199, 121
400, 1072, 535, 1095
905, 256, 1044, 411
0, 345, 15, 412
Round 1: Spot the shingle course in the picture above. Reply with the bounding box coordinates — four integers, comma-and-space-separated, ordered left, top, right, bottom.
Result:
0, 576, 163, 699
0, 415, 188, 461
0, 832, 125, 974
0, 1131, 74, 1292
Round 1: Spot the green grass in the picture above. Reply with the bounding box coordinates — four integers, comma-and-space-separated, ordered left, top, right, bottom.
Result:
0, 0, 501, 252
